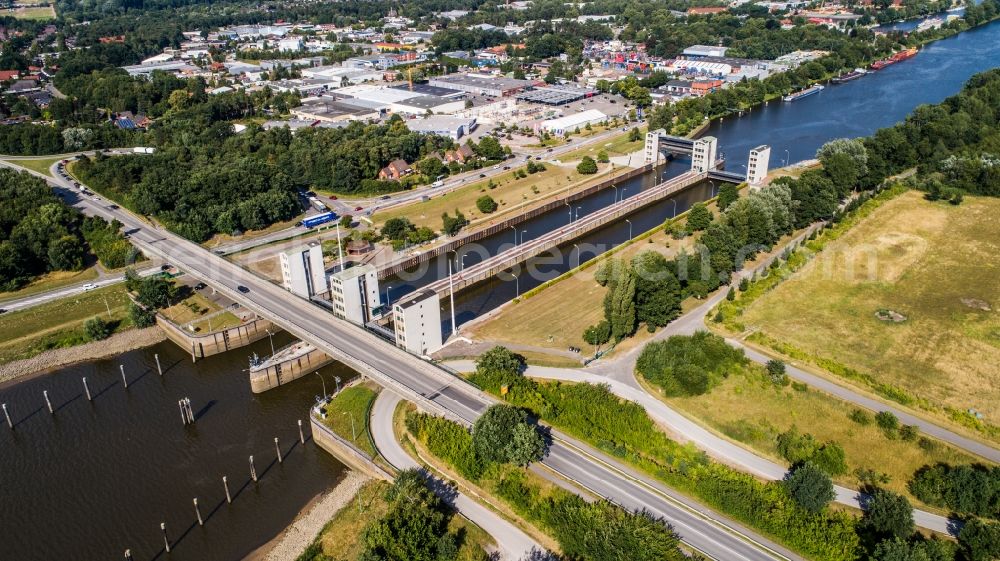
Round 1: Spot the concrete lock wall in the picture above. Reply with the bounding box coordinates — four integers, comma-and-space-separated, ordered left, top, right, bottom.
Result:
249, 346, 335, 393
157, 315, 276, 361
310, 416, 391, 481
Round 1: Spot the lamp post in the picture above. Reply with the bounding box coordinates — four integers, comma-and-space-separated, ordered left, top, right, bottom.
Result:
612, 185, 619, 203
511, 271, 520, 298
784, 149, 790, 167
572, 243, 581, 268
459, 253, 468, 271
520, 229, 528, 245
265, 330, 275, 356
575, 207, 582, 222
565, 201, 572, 224
671, 199, 678, 217
625, 219, 632, 240
334, 376, 341, 395
708, 180, 717, 197
314, 371, 327, 400
509, 225, 517, 246
385, 285, 392, 306
343, 411, 356, 441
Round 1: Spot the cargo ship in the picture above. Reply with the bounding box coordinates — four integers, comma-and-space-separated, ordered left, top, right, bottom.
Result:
870, 47, 918, 70
832, 68, 867, 83
782, 84, 825, 102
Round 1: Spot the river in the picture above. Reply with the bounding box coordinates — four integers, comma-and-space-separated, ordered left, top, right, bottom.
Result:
3, 17, 999, 561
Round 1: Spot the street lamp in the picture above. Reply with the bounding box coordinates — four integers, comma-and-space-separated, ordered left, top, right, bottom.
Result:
565, 201, 572, 224
265, 330, 275, 356
511, 271, 520, 298
520, 229, 528, 245
509, 225, 518, 246
572, 243, 581, 268
385, 285, 392, 306
334, 376, 342, 395
708, 180, 717, 197
625, 218, 632, 240
314, 371, 327, 400
575, 207, 582, 221
671, 199, 678, 217
612, 185, 619, 203
459, 253, 469, 271
342, 411, 356, 441
784, 149, 790, 167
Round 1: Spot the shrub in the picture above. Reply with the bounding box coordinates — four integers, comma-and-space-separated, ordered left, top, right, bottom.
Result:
636, 331, 746, 396
909, 463, 1000, 518
128, 303, 156, 328
863, 488, 914, 540
576, 156, 598, 174
875, 411, 900, 438
849, 409, 873, 426
899, 425, 919, 442
959, 518, 1000, 561
766, 359, 789, 386
84, 316, 113, 341
596, 150, 609, 163
783, 462, 835, 513
472, 404, 545, 467
777, 428, 847, 476
476, 195, 498, 213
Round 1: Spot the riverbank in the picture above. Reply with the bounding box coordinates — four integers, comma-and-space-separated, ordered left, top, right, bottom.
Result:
245, 470, 370, 561
0, 326, 165, 387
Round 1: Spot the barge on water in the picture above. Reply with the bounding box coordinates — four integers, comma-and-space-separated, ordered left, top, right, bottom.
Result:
832, 68, 868, 83
782, 84, 825, 102
871, 47, 919, 70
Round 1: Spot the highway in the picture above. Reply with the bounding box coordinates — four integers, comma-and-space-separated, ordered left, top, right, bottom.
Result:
31, 161, 795, 561
0, 265, 161, 312
371, 391, 542, 561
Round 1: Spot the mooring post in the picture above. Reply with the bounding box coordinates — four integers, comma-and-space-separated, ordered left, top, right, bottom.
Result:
2, 403, 11, 429
298, 419, 304, 444
155, 353, 162, 376
124, 549, 133, 561
120, 365, 127, 389
44, 391, 53, 414
223, 476, 232, 504
194, 498, 203, 526
83, 377, 92, 401
161, 522, 170, 553
250, 455, 257, 482
178, 400, 188, 425
275, 437, 282, 464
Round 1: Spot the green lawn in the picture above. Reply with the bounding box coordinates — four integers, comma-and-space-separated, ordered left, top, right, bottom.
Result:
0, 284, 134, 365
8, 5, 55, 19
0, 267, 100, 304
320, 382, 380, 457
556, 128, 646, 163
731, 191, 1000, 435
2, 156, 63, 176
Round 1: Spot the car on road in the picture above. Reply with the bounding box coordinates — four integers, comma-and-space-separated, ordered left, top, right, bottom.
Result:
0, 308, 6, 315
379, 195, 390, 200
108, 204, 118, 210
160, 264, 171, 271
547, 148, 553, 152
237, 285, 250, 294
82, 283, 98, 291
535, 156, 542, 160
329, 195, 338, 200
479, 173, 486, 178
354, 206, 363, 211
194, 282, 206, 290
431, 180, 444, 188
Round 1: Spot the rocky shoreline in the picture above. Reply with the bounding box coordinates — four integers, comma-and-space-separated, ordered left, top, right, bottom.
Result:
245, 470, 371, 561
0, 326, 167, 386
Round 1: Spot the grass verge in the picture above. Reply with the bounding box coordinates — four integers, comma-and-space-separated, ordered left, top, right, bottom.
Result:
0, 267, 100, 303
320, 382, 380, 457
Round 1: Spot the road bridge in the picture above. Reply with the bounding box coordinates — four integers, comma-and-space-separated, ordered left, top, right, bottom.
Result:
419, 170, 710, 296
37, 161, 793, 561
708, 169, 747, 183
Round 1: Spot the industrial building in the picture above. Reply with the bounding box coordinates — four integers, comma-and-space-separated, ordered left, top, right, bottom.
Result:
515, 85, 592, 105
279, 243, 326, 299
389, 95, 466, 116
329, 264, 381, 325
537, 109, 607, 136
291, 97, 385, 122
404, 116, 478, 139
428, 74, 535, 97
392, 290, 443, 355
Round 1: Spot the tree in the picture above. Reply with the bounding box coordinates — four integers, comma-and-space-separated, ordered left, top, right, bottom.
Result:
382, 217, 414, 240
363, 470, 449, 561
597, 150, 610, 163
472, 404, 544, 466
474, 136, 505, 161
606, 265, 636, 340
783, 462, 835, 513
817, 138, 868, 193
47, 235, 84, 271
475, 346, 525, 376
62, 127, 94, 150
441, 209, 468, 236
686, 203, 713, 232
864, 488, 915, 540
339, 215, 353, 228
631, 251, 681, 329
959, 519, 1000, 561
717, 183, 739, 210
766, 359, 788, 385
128, 302, 156, 328
576, 156, 598, 174
476, 195, 498, 213
583, 320, 612, 350
84, 316, 113, 341
872, 537, 956, 561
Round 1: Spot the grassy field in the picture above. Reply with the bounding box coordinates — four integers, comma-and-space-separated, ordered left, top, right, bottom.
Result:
7, 5, 55, 19
0, 284, 133, 364
2, 156, 63, 177
320, 382, 380, 457
556, 128, 645, 163
372, 161, 623, 231
653, 362, 980, 502
159, 293, 242, 333
0, 268, 99, 304
735, 191, 1000, 428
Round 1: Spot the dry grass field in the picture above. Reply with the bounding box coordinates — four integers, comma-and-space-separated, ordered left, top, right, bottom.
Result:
738, 191, 1000, 426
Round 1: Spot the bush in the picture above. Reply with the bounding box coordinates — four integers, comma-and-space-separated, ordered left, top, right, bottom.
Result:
596, 150, 609, 163
475, 195, 498, 214
863, 488, 914, 540
784, 462, 835, 513
766, 359, 789, 386
84, 316, 113, 341
899, 425, 919, 442
777, 428, 847, 476
576, 156, 598, 174
959, 518, 1000, 561
128, 302, 156, 328
582, 320, 611, 349
909, 463, 1000, 519
472, 404, 545, 466
441, 209, 469, 236
849, 409, 873, 426
875, 411, 900, 438
636, 331, 746, 396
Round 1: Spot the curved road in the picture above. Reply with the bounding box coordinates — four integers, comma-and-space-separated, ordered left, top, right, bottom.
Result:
371, 391, 541, 561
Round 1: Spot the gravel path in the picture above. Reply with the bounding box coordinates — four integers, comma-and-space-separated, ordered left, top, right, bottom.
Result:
0, 326, 166, 385
257, 470, 370, 561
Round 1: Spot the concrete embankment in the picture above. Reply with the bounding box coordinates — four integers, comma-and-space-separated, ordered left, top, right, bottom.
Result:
250, 341, 334, 393
157, 314, 275, 361
0, 326, 166, 386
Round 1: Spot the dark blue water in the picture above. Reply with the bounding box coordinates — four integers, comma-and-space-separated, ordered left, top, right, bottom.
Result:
704, 17, 1000, 167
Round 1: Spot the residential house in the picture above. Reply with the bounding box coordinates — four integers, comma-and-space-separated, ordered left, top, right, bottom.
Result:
444, 144, 475, 164
378, 159, 413, 180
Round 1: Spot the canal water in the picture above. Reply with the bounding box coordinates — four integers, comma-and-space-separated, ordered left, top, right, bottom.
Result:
4, 17, 999, 561
0, 333, 355, 561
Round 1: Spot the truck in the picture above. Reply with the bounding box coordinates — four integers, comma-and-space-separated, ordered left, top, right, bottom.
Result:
132, 147, 156, 154
308, 196, 328, 212
301, 212, 336, 228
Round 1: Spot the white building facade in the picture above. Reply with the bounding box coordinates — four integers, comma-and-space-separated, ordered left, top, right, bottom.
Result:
329, 264, 381, 325
279, 243, 326, 298
392, 290, 443, 355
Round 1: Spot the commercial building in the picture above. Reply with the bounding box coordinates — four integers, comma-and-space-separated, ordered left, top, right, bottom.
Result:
329, 264, 381, 325
393, 290, 443, 355
747, 145, 771, 187
428, 74, 534, 97
404, 116, 477, 140
515, 85, 591, 105
279, 243, 326, 299
389, 95, 466, 116
537, 109, 607, 136
291, 97, 384, 122
682, 45, 730, 58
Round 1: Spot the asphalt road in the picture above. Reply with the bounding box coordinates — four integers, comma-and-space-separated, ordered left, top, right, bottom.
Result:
371, 391, 541, 561
28, 160, 794, 561
0, 265, 160, 312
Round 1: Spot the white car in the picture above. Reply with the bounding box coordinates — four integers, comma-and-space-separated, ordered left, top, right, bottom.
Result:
82, 283, 98, 291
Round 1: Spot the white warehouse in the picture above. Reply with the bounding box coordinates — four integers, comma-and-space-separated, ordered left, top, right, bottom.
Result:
537, 109, 607, 136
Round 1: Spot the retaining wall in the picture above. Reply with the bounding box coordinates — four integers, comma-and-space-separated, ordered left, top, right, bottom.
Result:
310, 415, 391, 481
249, 345, 335, 393
157, 315, 275, 361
